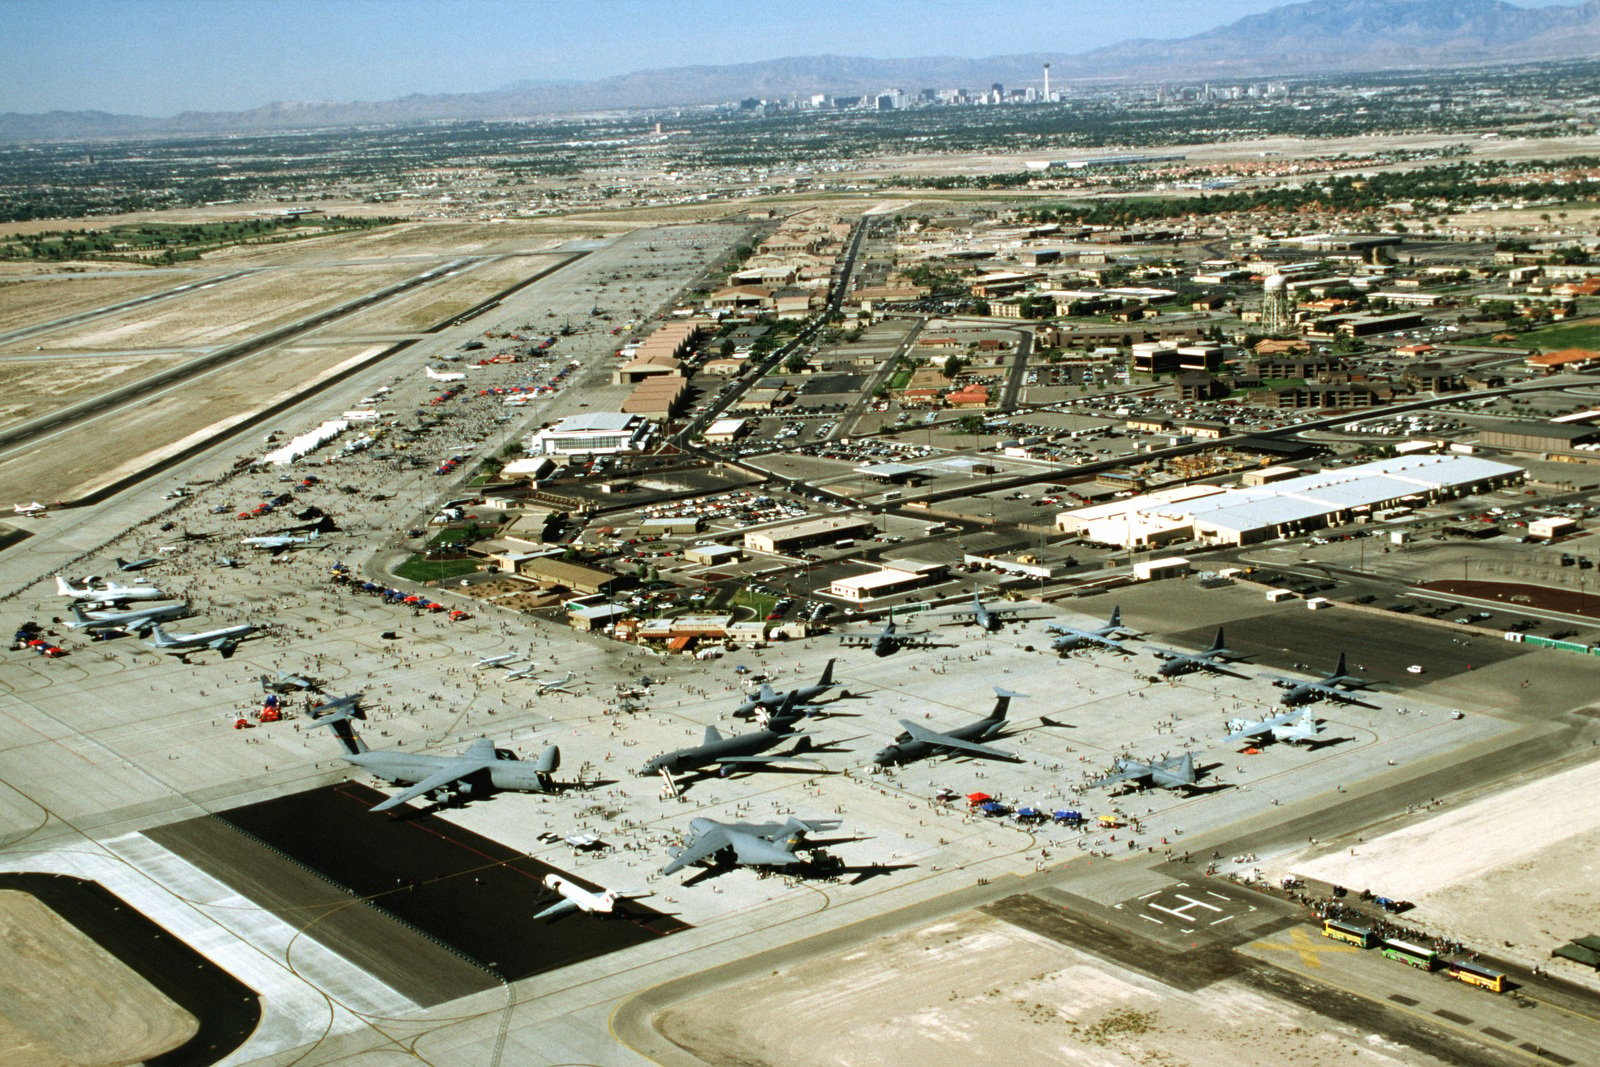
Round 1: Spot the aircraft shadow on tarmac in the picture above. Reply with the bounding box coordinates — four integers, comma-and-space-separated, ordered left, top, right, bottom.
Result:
679, 855, 916, 888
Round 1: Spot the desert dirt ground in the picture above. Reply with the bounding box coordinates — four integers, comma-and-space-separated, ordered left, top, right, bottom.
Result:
0, 261, 421, 355
0, 271, 208, 334
0, 351, 188, 430
0, 342, 384, 501
0, 890, 196, 1067
655, 910, 1432, 1067
1275, 757, 1600, 989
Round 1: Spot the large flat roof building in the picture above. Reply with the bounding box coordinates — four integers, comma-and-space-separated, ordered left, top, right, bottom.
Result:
1057, 455, 1523, 548
529, 413, 651, 456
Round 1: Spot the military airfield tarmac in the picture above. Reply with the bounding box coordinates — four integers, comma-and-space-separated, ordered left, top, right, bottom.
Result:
3, 216, 1600, 1067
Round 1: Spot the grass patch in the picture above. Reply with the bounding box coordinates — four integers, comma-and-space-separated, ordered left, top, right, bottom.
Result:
1514, 319, 1600, 352
393, 556, 481, 582
732, 588, 777, 618
887, 368, 914, 390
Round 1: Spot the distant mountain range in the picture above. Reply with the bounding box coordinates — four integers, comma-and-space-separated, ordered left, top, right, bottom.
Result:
5, 0, 1600, 142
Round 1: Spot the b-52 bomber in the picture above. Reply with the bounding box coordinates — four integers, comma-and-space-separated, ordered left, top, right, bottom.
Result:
661, 815, 840, 875
874, 688, 1027, 766
1147, 627, 1248, 679
927, 590, 1043, 632
732, 658, 838, 718
1268, 653, 1375, 707
1223, 708, 1322, 746
145, 621, 259, 659
839, 613, 935, 657
1046, 606, 1136, 654
641, 699, 821, 788
311, 701, 561, 813
1087, 752, 1200, 792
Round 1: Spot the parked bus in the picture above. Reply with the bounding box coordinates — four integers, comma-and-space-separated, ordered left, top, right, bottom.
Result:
1322, 918, 1379, 949
1446, 959, 1507, 993
1380, 939, 1437, 971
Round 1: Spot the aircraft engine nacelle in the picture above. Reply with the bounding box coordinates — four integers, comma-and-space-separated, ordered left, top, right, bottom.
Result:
717, 764, 737, 778
532, 745, 560, 775
456, 782, 475, 795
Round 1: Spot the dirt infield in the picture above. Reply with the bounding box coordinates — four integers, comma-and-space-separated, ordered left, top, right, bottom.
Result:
0, 889, 196, 1067
1417, 579, 1600, 620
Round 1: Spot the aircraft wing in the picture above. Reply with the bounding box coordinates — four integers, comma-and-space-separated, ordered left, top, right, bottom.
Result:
370, 764, 470, 813
1086, 764, 1146, 789
1222, 710, 1297, 743
532, 898, 579, 920
662, 824, 734, 874
896, 720, 1018, 761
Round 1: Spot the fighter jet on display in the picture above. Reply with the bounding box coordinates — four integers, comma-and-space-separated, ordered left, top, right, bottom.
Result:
240, 532, 325, 552
661, 815, 840, 875
65, 601, 190, 633
114, 555, 161, 572
145, 621, 259, 659
1268, 653, 1376, 707
13, 501, 47, 517
532, 874, 643, 920
475, 652, 520, 669
927, 590, 1043, 632
310, 704, 561, 813
260, 671, 320, 694
1087, 752, 1200, 792
1147, 627, 1248, 679
839, 613, 934, 657
1223, 708, 1323, 746
732, 659, 838, 717
641, 700, 820, 787
1046, 606, 1138, 654
55, 575, 168, 605
873, 688, 1027, 766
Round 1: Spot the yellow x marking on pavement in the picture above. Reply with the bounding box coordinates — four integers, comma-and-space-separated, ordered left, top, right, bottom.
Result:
1256, 927, 1361, 969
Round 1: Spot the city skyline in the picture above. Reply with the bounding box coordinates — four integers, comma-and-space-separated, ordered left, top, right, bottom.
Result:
3, 0, 1583, 117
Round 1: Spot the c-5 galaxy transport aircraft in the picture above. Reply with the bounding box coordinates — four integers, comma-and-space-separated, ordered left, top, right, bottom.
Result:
873, 688, 1026, 766
661, 815, 840, 875
927, 590, 1043, 632
1046, 606, 1136, 654
732, 659, 838, 717
1147, 627, 1248, 679
840, 613, 934, 657
311, 702, 561, 813
1269, 653, 1375, 707
56, 575, 168, 605
1223, 708, 1322, 746
1087, 752, 1199, 792
144, 621, 259, 659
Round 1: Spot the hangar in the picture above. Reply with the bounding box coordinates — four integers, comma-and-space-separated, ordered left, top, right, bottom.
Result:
1057, 455, 1524, 548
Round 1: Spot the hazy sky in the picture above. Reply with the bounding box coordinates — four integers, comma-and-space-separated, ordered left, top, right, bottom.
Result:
2, 0, 1584, 116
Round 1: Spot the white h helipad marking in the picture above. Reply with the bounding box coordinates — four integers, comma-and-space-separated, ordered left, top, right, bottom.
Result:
1148, 893, 1224, 922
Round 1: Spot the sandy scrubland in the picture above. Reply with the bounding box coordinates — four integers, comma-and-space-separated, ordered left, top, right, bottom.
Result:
656, 911, 1431, 1067
0, 351, 187, 430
